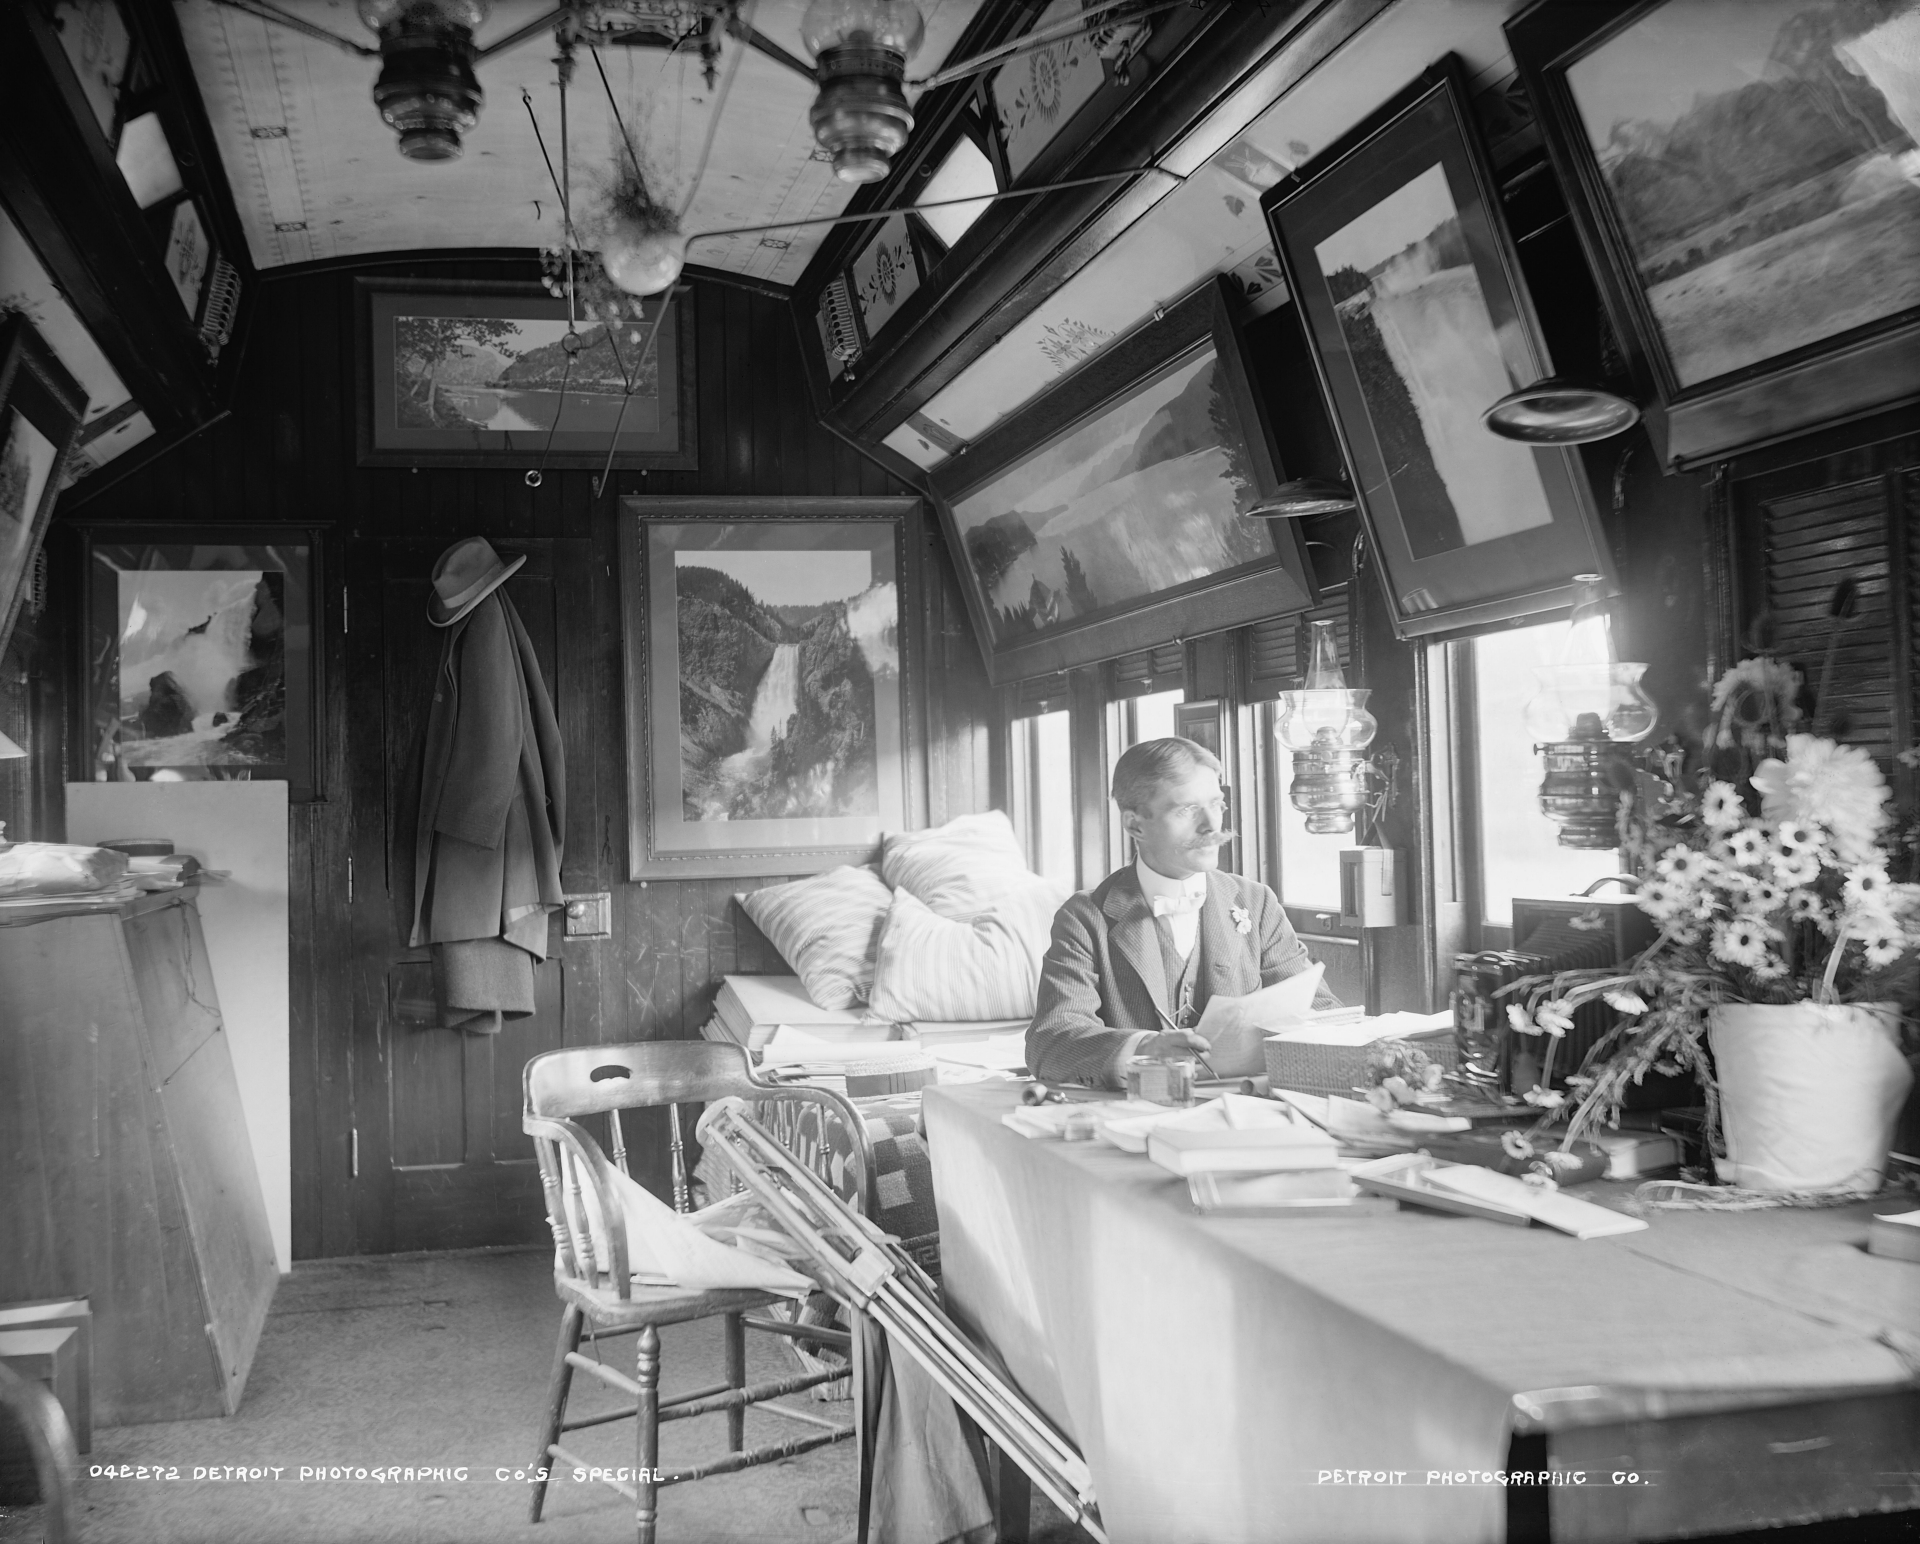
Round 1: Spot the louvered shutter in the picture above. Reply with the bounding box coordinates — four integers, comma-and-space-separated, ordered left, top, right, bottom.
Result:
1245, 587, 1351, 699
1761, 478, 1910, 771
1110, 641, 1186, 698
1011, 671, 1069, 717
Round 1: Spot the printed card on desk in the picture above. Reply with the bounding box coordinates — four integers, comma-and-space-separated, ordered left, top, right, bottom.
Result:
1422, 1164, 1649, 1239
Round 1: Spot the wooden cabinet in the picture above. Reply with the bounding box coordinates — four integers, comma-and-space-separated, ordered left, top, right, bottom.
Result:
0, 888, 277, 1424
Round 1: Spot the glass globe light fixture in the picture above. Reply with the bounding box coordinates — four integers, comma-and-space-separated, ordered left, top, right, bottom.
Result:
602, 223, 686, 298
358, 0, 490, 161
1274, 619, 1378, 835
1522, 575, 1657, 848
801, 0, 926, 184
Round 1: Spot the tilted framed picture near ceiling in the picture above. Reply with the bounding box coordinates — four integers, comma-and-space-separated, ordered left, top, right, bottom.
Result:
0, 314, 87, 661
1262, 58, 1616, 642
618, 496, 921, 880
1506, 0, 1920, 470
73, 524, 323, 801
354, 278, 696, 470
927, 276, 1317, 685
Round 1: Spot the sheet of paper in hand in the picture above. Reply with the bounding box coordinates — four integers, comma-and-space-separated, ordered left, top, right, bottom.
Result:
1195, 963, 1325, 1076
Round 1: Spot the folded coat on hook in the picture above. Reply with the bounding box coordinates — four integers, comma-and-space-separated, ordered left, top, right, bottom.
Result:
409, 588, 566, 1031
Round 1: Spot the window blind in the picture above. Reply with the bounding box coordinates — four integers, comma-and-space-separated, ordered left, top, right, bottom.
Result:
1110, 642, 1186, 698
1245, 587, 1351, 699
1012, 671, 1069, 716
1761, 477, 1911, 770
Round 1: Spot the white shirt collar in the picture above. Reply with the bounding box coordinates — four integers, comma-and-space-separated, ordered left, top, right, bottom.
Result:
1135, 858, 1207, 904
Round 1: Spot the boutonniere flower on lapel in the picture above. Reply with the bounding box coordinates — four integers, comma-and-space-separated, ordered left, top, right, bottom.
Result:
1230, 905, 1252, 936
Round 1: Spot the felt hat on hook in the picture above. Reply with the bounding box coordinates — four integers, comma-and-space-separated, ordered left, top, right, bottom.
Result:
428, 537, 525, 627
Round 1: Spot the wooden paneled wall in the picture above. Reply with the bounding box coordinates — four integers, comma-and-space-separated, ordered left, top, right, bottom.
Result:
53, 257, 998, 1259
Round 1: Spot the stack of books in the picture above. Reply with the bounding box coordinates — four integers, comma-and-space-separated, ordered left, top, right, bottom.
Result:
1138, 1095, 1383, 1216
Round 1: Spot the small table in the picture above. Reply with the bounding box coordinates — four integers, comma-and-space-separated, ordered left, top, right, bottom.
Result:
925, 1084, 1920, 1543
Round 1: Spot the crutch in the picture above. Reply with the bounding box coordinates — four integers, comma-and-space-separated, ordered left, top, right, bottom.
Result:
695, 1099, 1106, 1543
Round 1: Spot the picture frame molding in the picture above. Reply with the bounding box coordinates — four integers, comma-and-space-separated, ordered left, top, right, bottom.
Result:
617, 494, 923, 881
0, 312, 88, 661
353, 276, 697, 471
69, 520, 326, 802
1260, 56, 1617, 642
927, 275, 1319, 686
1505, 0, 1920, 470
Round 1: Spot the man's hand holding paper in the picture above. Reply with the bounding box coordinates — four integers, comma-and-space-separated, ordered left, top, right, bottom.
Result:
1193, 963, 1326, 1076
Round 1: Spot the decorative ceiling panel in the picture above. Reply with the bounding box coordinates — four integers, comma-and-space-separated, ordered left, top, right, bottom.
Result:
174, 0, 983, 282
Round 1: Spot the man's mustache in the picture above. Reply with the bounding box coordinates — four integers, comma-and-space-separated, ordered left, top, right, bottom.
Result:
1187, 830, 1236, 846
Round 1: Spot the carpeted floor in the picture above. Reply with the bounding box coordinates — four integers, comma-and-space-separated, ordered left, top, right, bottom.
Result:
30, 1247, 870, 1544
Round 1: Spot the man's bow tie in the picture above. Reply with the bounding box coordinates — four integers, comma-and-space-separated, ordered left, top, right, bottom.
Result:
1151, 893, 1204, 918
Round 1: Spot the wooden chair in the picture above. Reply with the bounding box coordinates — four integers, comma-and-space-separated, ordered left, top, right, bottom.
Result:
522, 1041, 871, 1544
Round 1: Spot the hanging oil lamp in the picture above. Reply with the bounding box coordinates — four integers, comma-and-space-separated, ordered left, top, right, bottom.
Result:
1274, 619, 1378, 835
1522, 575, 1657, 848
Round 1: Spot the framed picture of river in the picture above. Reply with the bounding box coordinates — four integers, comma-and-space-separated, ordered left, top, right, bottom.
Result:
618, 496, 921, 880
927, 277, 1317, 686
354, 278, 696, 470
1507, 0, 1920, 469
76, 525, 322, 801
1262, 60, 1615, 642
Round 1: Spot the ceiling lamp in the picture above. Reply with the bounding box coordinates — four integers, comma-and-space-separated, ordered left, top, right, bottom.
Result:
1523, 575, 1657, 848
1239, 476, 1357, 520
801, 0, 926, 184
602, 224, 686, 297
1483, 376, 1639, 445
1274, 619, 1379, 836
357, 0, 491, 161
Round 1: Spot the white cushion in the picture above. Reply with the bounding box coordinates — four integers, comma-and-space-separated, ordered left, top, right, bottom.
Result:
867, 878, 1063, 1022
880, 810, 1033, 917
736, 866, 893, 1010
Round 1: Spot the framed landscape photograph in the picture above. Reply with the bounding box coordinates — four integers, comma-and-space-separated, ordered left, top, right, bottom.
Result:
928, 277, 1317, 685
1507, 0, 1920, 468
77, 526, 322, 801
1262, 59, 1615, 641
355, 278, 696, 470
0, 315, 87, 661
619, 496, 919, 880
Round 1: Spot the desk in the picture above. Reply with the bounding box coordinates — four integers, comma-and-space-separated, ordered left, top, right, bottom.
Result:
0, 889, 278, 1423
924, 1084, 1920, 1543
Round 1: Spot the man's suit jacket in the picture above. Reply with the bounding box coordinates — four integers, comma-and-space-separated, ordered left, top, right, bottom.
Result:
1025, 865, 1331, 1087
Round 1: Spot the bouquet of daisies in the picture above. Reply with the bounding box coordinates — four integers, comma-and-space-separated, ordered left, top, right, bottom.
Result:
1505, 731, 1919, 1147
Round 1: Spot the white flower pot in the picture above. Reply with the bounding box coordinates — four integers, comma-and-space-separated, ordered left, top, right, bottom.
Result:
1708, 1002, 1912, 1192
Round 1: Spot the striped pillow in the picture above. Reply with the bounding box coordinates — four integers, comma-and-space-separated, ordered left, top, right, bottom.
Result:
867, 877, 1064, 1022
736, 866, 893, 1011
881, 810, 1032, 917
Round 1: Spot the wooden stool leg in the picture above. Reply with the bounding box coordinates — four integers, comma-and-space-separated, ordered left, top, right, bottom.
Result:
635, 1324, 661, 1544
723, 1310, 746, 1453
529, 1305, 584, 1524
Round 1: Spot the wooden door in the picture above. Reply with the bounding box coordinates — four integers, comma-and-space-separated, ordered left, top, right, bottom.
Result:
344, 538, 581, 1253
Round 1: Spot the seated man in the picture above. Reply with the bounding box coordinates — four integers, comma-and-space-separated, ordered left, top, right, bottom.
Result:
1026, 735, 1339, 1088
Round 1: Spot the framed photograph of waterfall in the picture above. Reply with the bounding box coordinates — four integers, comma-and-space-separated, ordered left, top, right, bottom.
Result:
75, 525, 322, 800
1262, 59, 1615, 642
354, 278, 696, 470
618, 496, 922, 880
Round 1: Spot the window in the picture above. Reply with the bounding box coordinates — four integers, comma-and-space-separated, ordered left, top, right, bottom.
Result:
1009, 707, 1076, 888
1104, 682, 1182, 870
1470, 621, 1622, 928
1270, 731, 1345, 914
914, 134, 998, 249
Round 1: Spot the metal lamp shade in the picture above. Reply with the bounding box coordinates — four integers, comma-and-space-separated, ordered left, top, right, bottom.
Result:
1483, 377, 1639, 445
